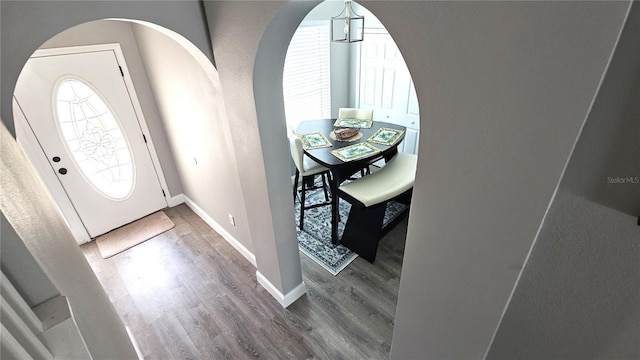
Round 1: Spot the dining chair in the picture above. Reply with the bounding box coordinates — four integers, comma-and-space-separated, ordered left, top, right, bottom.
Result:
338, 108, 374, 176
290, 136, 332, 230
338, 108, 374, 121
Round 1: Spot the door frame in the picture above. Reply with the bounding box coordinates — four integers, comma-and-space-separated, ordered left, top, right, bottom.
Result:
13, 43, 170, 244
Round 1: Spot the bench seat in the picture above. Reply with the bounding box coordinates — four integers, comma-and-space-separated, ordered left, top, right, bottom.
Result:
339, 152, 417, 207
338, 152, 417, 262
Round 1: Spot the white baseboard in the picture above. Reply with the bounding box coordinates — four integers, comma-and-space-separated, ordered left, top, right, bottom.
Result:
183, 195, 256, 267
125, 326, 144, 360
256, 271, 306, 308
166, 193, 185, 207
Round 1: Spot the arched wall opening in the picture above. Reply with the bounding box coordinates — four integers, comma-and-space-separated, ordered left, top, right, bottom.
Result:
0, 3, 229, 358
253, 0, 421, 337
12, 18, 253, 258
255, 2, 632, 359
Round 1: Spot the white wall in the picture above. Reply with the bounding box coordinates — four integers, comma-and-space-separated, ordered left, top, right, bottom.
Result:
130, 22, 253, 253
487, 4, 640, 358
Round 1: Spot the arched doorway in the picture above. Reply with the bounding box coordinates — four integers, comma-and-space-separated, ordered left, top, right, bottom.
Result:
282, 0, 419, 267
254, 2, 420, 356
12, 18, 242, 248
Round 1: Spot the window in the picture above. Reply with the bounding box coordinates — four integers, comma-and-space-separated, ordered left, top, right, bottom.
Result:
283, 23, 331, 132
55, 78, 134, 200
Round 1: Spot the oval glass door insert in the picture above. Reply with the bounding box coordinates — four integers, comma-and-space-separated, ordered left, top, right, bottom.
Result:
55, 77, 134, 200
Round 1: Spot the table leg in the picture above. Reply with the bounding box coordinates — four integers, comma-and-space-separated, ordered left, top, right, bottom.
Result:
329, 171, 341, 245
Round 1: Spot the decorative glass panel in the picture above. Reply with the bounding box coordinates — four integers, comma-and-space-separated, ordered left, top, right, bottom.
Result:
55, 78, 134, 200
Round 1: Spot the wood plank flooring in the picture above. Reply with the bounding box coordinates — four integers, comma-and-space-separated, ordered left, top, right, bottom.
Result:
80, 204, 407, 360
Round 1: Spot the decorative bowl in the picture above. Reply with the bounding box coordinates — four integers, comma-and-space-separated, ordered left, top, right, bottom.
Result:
333, 127, 360, 140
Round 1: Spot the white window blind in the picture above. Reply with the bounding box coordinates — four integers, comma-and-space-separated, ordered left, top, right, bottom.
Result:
283, 24, 331, 132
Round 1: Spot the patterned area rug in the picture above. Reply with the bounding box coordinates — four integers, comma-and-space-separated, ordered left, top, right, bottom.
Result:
295, 178, 407, 275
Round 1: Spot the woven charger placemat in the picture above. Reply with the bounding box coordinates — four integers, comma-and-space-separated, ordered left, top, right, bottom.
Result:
331, 142, 380, 162
299, 132, 332, 149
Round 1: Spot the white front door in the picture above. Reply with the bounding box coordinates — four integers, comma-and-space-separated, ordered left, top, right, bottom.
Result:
14, 49, 167, 237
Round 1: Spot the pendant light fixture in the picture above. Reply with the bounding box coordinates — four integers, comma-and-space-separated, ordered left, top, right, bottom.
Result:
331, 0, 364, 43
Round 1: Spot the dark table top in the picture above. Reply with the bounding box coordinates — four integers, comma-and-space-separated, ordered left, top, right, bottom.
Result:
296, 119, 406, 169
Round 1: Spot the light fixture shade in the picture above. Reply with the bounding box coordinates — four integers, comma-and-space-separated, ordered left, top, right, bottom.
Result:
331, 0, 364, 43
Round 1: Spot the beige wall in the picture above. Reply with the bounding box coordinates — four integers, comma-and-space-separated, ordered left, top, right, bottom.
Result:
131, 22, 253, 253
202, 0, 304, 296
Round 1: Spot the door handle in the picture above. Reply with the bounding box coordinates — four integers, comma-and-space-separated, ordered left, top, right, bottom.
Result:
58, 168, 68, 175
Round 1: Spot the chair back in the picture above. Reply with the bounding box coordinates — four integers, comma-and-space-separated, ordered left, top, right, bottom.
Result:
289, 136, 305, 172
338, 108, 374, 121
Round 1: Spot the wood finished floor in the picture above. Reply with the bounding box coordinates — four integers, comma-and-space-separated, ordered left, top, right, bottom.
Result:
80, 204, 407, 360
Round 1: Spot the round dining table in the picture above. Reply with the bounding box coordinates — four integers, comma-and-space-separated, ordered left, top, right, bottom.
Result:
296, 119, 407, 244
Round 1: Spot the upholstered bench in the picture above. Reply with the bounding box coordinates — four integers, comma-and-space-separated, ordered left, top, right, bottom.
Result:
337, 152, 418, 262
